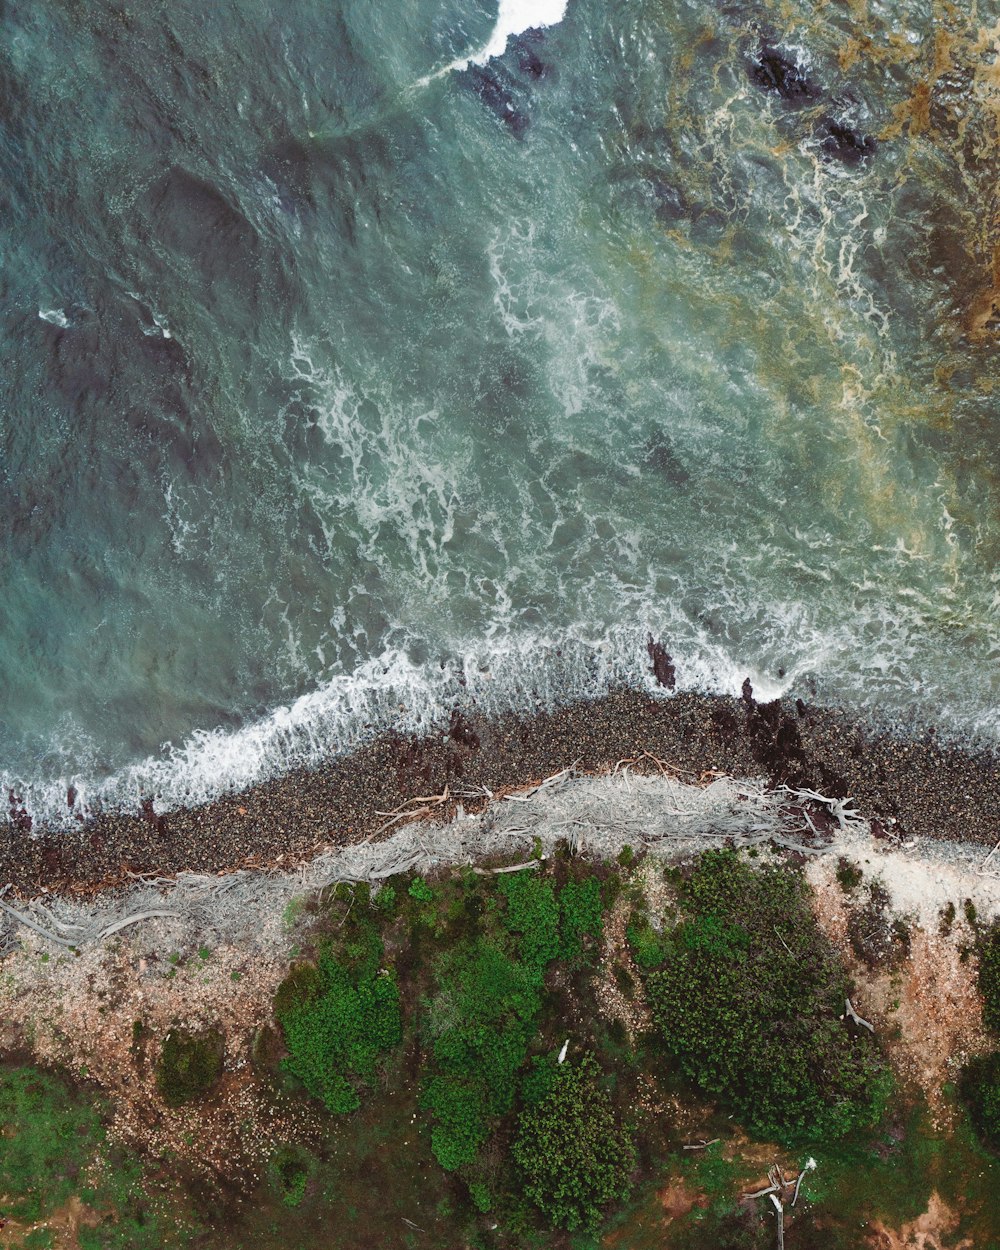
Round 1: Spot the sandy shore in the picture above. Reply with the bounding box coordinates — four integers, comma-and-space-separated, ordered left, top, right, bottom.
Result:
3, 683, 1000, 897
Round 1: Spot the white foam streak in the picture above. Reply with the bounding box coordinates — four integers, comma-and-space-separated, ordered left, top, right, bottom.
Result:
472, 0, 568, 65
417, 0, 568, 86
2, 627, 775, 832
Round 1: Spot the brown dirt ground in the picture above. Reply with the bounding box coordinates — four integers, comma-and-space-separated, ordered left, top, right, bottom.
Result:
0, 1195, 101, 1250
867, 1192, 973, 1250
808, 865, 991, 1128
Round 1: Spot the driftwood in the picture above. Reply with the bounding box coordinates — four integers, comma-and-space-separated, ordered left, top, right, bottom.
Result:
472, 860, 540, 875
844, 997, 874, 1033
979, 840, 1000, 875
682, 1138, 721, 1151
0, 895, 77, 948
744, 1159, 816, 1248
98, 911, 182, 939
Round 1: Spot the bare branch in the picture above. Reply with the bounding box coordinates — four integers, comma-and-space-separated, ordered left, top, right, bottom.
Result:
0, 896, 77, 948
844, 997, 875, 1033
472, 860, 540, 876
98, 911, 182, 939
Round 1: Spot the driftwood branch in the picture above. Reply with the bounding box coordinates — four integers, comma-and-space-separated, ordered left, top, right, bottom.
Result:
472, 860, 540, 876
744, 1158, 815, 1248
682, 1138, 721, 1151
0, 895, 77, 948
98, 911, 181, 940
979, 840, 1000, 875
844, 997, 874, 1033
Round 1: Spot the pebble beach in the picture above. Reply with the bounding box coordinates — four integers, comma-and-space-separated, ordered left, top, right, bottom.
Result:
6, 676, 1000, 899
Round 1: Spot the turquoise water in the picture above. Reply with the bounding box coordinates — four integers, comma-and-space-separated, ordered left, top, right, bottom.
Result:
3, 0, 1000, 826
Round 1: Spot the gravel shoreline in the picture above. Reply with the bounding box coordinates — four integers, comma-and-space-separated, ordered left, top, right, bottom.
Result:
3, 684, 1000, 898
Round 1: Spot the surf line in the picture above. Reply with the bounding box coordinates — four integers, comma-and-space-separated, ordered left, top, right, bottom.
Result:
416, 0, 569, 87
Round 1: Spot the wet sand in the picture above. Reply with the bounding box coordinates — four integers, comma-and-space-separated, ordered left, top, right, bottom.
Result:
4, 681, 1000, 898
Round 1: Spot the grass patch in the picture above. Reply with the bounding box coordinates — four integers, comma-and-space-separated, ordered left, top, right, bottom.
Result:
513, 1051, 635, 1231
0, 1066, 102, 1220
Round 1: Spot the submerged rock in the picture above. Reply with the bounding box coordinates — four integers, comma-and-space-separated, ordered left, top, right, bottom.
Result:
750, 44, 821, 103
817, 117, 877, 165
461, 65, 531, 138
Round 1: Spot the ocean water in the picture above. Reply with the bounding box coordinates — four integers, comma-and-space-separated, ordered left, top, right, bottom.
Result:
3, 0, 1000, 828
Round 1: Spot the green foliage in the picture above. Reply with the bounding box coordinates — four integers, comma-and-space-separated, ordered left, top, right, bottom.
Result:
421, 939, 542, 1169
513, 1052, 636, 1231
268, 1144, 316, 1207
498, 870, 559, 968
0, 1067, 102, 1220
275, 940, 401, 1114
835, 857, 863, 894
960, 1051, 1000, 1149
979, 924, 1000, 1035
420, 870, 565, 1172
641, 850, 891, 1142
409, 877, 435, 903
375, 884, 397, 914
155, 1028, 223, 1107
626, 916, 667, 969
559, 877, 605, 961
468, 1179, 493, 1213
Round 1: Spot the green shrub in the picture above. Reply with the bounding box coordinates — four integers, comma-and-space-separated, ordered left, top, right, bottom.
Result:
409, 877, 435, 903
559, 877, 605, 961
626, 916, 667, 969
498, 870, 559, 969
835, 857, 863, 894
641, 849, 891, 1142
268, 1144, 315, 1207
979, 925, 1000, 1035
421, 938, 543, 1169
155, 1029, 223, 1107
419, 871, 566, 1172
275, 944, 401, 1115
0, 1067, 103, 1220
512, 1052, 636, 1231
375, 884, 397, 914
959, 1050, 1000, 1149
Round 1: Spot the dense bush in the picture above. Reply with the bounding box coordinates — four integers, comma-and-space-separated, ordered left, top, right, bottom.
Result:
267, 1143, 316, 1207
637, 849, 891, 1142
979, 924, 1000, 1035
421, 937, 544, 1170
512, 1052, 636, 1230
155, 1028, 223, 1107
558, 876, 605, 961
421, 869, 560, 1171
275, 925, 401, 1114
959, 1051, 1000, 1150
0, 1067, 103, 1220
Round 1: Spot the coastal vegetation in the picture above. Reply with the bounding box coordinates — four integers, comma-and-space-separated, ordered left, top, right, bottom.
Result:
637, 850, 892, 1142
154, 1027, 224, 1107
958, 920, 1000, 1150
2, 847, 999, 1248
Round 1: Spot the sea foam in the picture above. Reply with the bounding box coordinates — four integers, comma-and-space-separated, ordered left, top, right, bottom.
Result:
419, 0, 568, 85
1, 626, 784, 832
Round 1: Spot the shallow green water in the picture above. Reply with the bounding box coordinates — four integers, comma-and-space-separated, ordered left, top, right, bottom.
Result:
3, 0, 1000, 826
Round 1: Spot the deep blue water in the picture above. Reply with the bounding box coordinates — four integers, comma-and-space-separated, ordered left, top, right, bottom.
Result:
3, 0, 1000, 827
